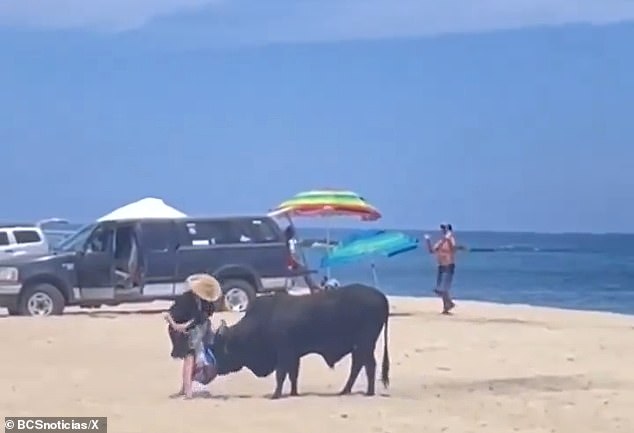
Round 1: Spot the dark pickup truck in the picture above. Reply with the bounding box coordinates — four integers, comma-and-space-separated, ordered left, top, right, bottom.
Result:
0, 215, 310, 316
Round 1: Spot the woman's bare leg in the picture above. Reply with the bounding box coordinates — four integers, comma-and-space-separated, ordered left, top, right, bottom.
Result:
182, 355, 195, 398
168, 359, 187, 398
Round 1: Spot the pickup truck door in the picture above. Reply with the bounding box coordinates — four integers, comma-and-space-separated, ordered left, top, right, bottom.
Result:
76, 224, 115, 301
137, 220, 178, 297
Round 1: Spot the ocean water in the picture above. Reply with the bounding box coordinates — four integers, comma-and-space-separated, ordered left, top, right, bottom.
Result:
297, 228, 634, 315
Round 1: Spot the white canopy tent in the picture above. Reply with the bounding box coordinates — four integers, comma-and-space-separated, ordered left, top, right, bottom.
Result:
97, 197, 187, 222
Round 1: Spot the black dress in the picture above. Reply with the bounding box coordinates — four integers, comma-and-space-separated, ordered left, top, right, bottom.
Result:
167, 291, 214, 359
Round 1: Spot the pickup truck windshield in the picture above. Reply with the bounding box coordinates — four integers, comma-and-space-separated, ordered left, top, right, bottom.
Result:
55, 223, 96, 252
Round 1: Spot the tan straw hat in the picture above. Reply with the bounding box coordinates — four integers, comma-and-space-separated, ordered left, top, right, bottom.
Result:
186, 273, 222, 302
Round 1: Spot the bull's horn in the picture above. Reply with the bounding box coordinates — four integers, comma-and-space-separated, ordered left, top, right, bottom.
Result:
218, 320, 228, 334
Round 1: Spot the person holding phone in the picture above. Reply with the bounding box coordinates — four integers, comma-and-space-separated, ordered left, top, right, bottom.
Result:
424, 223, 457, 314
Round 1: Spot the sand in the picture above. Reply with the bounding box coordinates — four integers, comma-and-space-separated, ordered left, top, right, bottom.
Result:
1, 297, 633, 433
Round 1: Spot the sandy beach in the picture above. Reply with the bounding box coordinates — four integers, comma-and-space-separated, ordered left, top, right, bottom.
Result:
1, 297, 633, 433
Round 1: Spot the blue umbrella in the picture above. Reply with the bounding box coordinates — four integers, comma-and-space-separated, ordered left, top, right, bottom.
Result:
320, 230, 420, 287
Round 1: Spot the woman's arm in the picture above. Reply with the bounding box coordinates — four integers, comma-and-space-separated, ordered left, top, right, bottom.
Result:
164, 296, 194, 333
424, 234, 436, 254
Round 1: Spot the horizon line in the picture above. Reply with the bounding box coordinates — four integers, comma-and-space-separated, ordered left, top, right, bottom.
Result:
295, 224, 634, 236
37, 221, 634, 236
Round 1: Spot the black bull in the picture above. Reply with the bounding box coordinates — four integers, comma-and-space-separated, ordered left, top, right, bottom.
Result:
212, 283, 390, 399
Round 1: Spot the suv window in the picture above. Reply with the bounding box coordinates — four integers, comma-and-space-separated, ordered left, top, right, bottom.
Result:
184, 221, 237, 246
235, 218, 280, 243
0, 232, 9, 246
13, 230, 42, 244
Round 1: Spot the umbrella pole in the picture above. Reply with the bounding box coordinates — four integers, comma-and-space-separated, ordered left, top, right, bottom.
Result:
371, 263, 380, 288
326, 223, 331, 279
286, 214, 309, 286
295, 217, 310, 268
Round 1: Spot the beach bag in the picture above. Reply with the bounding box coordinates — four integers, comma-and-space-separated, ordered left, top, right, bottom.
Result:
191, 320, 217, 385
193, 343, 217, 385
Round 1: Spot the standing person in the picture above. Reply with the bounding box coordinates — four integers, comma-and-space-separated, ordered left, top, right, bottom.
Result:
284, 224, 296, 251
164, 273, 223, 399
424, 223, 457, 314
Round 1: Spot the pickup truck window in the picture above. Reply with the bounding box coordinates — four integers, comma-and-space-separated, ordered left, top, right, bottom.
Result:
237, 219, 279, 243
140, 221, 173, 251
57, 224, 96, 252
0, 232, 9, 246
14, 230, 42, 244
185, 221, 236, 245
87, 227, 115, 253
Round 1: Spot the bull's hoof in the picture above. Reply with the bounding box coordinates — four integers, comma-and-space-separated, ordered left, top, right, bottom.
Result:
290, 391, 299, 397
338, 389, 352, 396
270, 393, 282, 400
365, 391, 376, 396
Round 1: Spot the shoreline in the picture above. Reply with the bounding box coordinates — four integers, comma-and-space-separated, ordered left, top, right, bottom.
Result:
290, 286, 634, 317
391, 295, 634, 319
1, 293, 633, 321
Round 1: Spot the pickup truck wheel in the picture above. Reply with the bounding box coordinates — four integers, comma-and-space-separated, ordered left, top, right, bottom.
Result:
221, 279, 256, 313
19, 283, 65, 316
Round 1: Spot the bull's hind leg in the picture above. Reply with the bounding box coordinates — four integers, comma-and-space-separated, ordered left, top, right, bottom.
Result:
339, 348, 364, 395
363, 350, 377, 396
288, 357, 301, 396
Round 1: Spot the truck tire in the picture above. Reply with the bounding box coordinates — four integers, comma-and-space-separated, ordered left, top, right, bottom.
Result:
19, 283, 66, 316
221, 279, 256, 313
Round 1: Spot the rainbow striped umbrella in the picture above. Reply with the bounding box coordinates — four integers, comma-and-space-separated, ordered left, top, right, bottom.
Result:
268, 189, 381, 221
269, 189, 381, 279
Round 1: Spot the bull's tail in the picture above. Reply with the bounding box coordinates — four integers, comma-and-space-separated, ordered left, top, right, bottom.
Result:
380, 311, 390, 388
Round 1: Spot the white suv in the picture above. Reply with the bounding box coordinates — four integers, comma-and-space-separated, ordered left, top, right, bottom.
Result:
0, 225, 50, 259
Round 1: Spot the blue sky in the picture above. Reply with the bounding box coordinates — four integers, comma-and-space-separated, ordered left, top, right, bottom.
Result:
1, 1, 633, 233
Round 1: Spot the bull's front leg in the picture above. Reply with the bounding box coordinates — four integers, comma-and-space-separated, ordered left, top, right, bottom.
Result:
271, 367, 287, 400
271, 345, 294, 399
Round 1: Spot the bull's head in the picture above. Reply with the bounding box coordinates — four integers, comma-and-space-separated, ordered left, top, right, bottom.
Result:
211, 320, 246, 375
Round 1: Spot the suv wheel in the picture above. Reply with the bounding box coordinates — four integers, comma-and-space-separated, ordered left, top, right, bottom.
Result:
221, 279, 256, 313
19, 283, 66, 316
